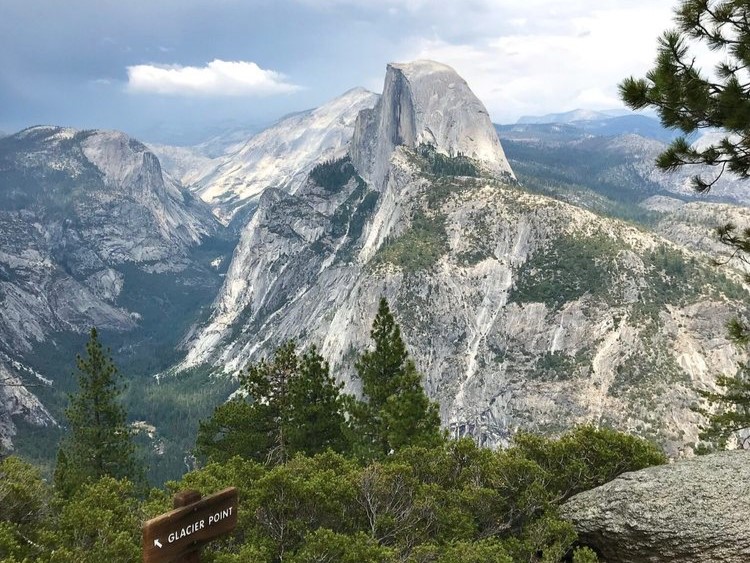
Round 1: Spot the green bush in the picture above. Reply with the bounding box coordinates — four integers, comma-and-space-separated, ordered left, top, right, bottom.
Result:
416, 144, 480, 178
310, 156, 359, 193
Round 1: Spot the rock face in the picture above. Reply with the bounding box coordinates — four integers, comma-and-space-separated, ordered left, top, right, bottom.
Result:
152, 88, 379, 224
0, 363, 55, 453
351, 60, 514, 190
0, 126, 225, 450
561, 451, 750, 562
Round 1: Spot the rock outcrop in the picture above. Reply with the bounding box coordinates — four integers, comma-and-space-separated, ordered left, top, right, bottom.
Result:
561, 451, 750, 562
153, 88, 380, 224
179, 62, 747, 455
0, 126, 225, 450
351, 60, 514, 190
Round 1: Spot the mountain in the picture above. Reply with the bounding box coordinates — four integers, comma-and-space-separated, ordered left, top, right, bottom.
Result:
178, 61, 747, 455
4, 61, 748, 474
497, 125, 750, 222
500, 114, 679, 145
151, 88, 380, 224
351, 60, 514, 190
517, 109, 627, 124
0, 126, 232, 454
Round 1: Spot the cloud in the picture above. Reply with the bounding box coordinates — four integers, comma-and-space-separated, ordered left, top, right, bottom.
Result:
126, 59, 302, 96
400, 2, 676, 122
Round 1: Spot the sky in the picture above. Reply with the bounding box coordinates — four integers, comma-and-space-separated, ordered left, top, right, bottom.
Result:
1, 0, 679, 144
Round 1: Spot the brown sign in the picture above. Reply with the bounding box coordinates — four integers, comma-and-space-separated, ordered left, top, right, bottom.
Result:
142, 487, 238, 563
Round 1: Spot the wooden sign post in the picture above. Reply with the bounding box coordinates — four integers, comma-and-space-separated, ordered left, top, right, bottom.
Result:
142, 487, 238, 563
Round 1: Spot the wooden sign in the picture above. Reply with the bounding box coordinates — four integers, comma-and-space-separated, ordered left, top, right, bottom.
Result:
142, 487, 238, 563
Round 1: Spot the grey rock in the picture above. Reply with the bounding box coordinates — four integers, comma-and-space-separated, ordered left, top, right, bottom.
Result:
561, 451, 750, 563
0, 362, 55, 454
351, 60, 514, 190
0, 126, 223, 449
179, 61, 747, 456
182, 147, 743, 455
152, 88, 379, 224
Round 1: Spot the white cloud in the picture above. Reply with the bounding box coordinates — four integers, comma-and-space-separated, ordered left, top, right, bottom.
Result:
126, 59, 302, 96
396, 2, 677, 122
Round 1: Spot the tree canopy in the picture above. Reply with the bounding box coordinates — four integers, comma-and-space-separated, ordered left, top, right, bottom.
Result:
620, 0, 750, 449
620, 0, 750, 192
196, 341, 347, 465
1, 427, 666, 562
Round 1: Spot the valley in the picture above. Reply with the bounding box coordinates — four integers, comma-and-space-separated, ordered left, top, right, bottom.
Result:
1, 61, 748, 486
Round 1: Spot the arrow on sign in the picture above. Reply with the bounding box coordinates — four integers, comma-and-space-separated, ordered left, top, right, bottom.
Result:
154, 539, 163, 549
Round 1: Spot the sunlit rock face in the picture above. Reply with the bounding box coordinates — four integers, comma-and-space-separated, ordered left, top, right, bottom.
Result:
180, 62, 746, 457
153, 88, 380, 224
351, 60, 514, 190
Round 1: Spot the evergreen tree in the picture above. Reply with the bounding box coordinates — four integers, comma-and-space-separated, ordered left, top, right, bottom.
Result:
197, 341, 347, 465
693, 317, 750, 449
287, 345, 348, 456
195, 397, 265, 464
620, 0, 750, 192
350, 297, 441, 458
54, 328, 138, 495
620, 0, 750, 447
241, 340, 298, 465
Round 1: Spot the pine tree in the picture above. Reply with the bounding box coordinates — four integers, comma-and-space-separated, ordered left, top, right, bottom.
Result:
287, 345, 347, 455
620, 0, 750, 192
54, 328, 138, 495
350, 297, 441, 458
195, 397, 265, 464
693, 318, 750, 449
620, 0, 750, 448
197, 341, 348, 464
241, 341, 298, 464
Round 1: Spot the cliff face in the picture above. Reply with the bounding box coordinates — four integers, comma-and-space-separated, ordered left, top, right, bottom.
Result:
0, 126, 225, 451
152, 88, 380, 224
351, 60, 514, 190
180, 63, 746, 455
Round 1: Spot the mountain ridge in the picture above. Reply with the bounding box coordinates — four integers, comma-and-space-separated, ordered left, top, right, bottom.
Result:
151, 88, 380, 224
0, 126, 230, 454
3, 61, 749, 470
176, 62, 748, 455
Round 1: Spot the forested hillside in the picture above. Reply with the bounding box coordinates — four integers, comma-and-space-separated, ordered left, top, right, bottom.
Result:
0, 302, 664, 562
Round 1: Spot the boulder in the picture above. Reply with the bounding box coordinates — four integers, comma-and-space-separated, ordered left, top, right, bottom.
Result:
561, 451, 750, 562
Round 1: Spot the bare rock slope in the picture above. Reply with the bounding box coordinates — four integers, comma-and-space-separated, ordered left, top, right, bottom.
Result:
152, 88, 379, 224
181, 61, 747, 454
561, 451, 750, 563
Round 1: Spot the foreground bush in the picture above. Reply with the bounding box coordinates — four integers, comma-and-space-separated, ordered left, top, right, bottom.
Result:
0, 426, 665, 562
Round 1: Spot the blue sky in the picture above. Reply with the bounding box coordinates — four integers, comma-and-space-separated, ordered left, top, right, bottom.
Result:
1, 0, 677, 143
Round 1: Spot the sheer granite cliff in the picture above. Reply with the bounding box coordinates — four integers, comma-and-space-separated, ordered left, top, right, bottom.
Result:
0, 126, 225, 451
351, 60, 514, 191
180, 62, 747, 454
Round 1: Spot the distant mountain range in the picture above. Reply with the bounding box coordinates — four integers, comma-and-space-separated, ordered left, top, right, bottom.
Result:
501, 113, 681, 145
517, 108, 637, 124
2, 63, 748, 483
